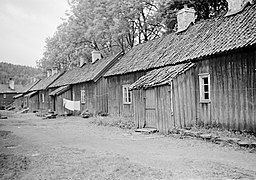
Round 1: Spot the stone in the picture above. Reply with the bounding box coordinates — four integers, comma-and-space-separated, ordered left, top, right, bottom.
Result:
200, 134, 212, 140
238, 141, 250, 147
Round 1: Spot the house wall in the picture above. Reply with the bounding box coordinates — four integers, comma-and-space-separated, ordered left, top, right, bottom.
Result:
56, 89, 72, 115
29, 93, 39, 112
14, 96, 24, 111
107, 71, 146, 117
133, 46, 256, 133
133, 85, 173, 134
38, 90, 50, 113
72, 77, 108, 114
0, 93, 17, 109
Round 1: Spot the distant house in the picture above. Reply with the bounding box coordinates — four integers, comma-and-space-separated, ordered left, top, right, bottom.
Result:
28, 68, 64, 113
13, 79, 40, 111
0, 79, 24, 109
48, 51, 123, 115
105, 2, 256, 133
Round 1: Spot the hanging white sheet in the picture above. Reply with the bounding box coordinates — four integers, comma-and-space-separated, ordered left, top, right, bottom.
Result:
63, 98, 80, 111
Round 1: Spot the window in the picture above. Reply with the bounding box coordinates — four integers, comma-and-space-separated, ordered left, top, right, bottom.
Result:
3, 94, 6, 99
81, 90, 85, 104
123, 85, 132, 104
42, 93, 45, 103
199, 74, 211, 103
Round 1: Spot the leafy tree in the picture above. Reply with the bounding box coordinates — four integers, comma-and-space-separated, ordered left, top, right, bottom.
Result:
38, 0, 228, 70
159, 0, 228, 33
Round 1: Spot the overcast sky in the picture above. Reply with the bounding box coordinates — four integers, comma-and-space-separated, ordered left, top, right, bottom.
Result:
0, 0, 70, 67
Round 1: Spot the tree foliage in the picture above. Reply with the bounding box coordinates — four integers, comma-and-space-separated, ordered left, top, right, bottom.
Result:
0, 62, 42, 85
38, 0, 228, 70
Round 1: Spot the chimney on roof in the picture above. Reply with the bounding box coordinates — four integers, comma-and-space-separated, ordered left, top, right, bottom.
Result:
91, 50, 102, 64
9, 78, 14, 90
46, 69, 52, 77
225, 0, 253, 16
52, 67, 58, 75
176, 4, 196, 33
79, 57, 85, 67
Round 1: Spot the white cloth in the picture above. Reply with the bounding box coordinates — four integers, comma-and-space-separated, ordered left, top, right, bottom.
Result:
63, 98, 80, 111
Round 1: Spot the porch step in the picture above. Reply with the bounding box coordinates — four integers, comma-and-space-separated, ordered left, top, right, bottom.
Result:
135, 128, 157, 134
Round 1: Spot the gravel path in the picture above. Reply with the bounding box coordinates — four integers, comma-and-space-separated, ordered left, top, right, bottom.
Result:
1, 112, 256, 180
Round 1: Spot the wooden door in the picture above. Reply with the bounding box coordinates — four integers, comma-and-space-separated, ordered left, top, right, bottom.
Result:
145, 89, 157, 128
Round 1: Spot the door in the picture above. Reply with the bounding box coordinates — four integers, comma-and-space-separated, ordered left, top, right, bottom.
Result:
145, 89, 157, 128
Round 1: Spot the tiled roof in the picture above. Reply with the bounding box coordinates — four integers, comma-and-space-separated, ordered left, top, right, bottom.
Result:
130, 63, 195, 89
49, 52, 123, 88
49, 85, 70, 96
30, 72, 64, 91
105, 4, 256, 77
0, 84, 25, 93
20, 79, 40, 93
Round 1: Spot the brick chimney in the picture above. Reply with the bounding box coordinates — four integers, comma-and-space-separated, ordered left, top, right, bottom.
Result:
91, 50, 102, 64
225, 0, 254, 16
9, 78, 14, 90
46, 69, 52, 77
176, 5, 196, 33
79, 57, 85, 67
52, 67, 58, 75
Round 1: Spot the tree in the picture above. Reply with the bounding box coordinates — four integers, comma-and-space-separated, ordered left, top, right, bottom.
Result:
159, 0, 228, 33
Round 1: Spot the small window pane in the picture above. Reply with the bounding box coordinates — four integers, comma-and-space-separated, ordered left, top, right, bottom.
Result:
204, 85, 209, 92
204, 93, 209, 100
203, 77, 208, 84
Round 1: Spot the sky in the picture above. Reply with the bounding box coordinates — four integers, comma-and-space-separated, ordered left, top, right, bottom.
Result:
0, 0, 70, 67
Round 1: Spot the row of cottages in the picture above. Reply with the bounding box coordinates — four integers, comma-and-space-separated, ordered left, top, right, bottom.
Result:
48, 51, 123, 115
28, 68, 64, 113
0, 79, 24, 109
13, 79, 40, 111
104, 1, 256, 134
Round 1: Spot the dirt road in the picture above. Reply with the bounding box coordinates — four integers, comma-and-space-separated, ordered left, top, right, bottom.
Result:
1, 112, 256, 180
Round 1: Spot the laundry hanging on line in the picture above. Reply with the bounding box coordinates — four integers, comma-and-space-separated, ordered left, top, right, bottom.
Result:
63, 98, 80, 111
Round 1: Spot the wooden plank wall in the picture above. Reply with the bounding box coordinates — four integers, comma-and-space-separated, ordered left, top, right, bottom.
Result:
95, 77, 108, 114
73, 82, 95, 113
133, 89, 145, 128
29, 93, 39, 112
56, 89, 72, 115
107, 71, 146, 117
172, 67, 197, 128
209, 48, 256, 132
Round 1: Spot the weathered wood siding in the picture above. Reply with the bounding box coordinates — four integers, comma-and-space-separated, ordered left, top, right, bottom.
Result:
29, 93, 39, 112
38, 90, 50, 113
107, 72, 146, 117
208, 48, 256, 132
56, 89, 72, 115
72, 78, 108, 114
133, 47, 256, 133
0, 93, 17, 108
133, 86, 173, 134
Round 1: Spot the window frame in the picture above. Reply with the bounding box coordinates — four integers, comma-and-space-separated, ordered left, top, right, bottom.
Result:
122, 85, 132, 104
81, 90, 85, 104
41, 93, 45, 103
199, 73, 211, 103
3, 94, 6, 99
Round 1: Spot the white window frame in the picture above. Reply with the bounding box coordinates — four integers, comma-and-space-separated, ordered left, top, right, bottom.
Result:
42, 93, 45, 103
3, 94, 6, 99
122, 85, 132, 104
199, 73, 211, 103
81, 90, 85, 104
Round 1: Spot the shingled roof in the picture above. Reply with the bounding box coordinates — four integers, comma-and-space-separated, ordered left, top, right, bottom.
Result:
49, 52, 123, 88
105, 4, 256, 77
0, 84, 25, 93
30, 72, 64, 91
130, 63, 195, 90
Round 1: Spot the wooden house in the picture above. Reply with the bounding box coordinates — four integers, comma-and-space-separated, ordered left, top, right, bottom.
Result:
105, 2, 256, 133
0, 79, 24, 110
28, 71, 64, 113
48, 52, 123, 115
13, 79, 40, 111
